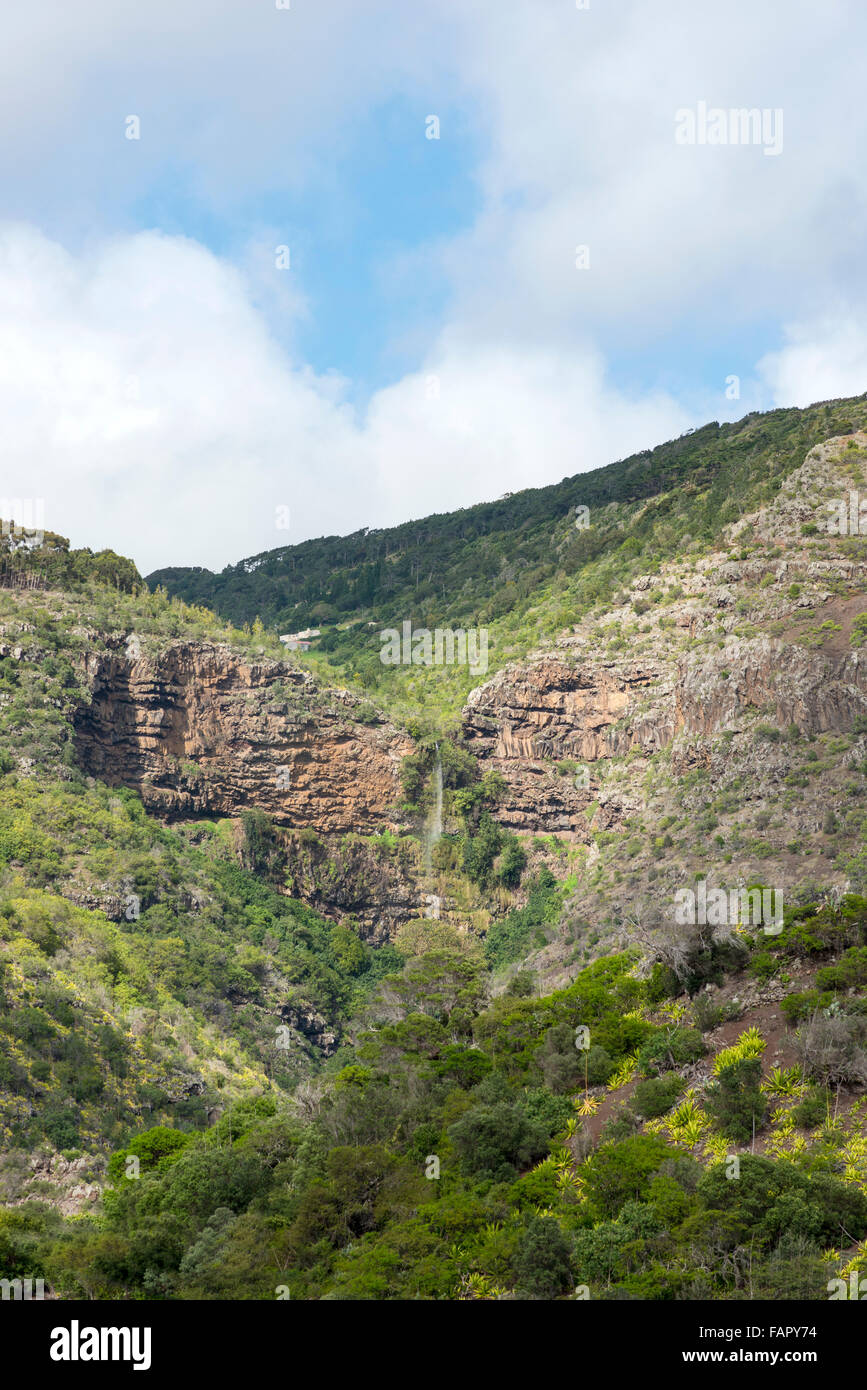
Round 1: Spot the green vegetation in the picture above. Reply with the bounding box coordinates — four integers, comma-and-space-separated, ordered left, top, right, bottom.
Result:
148, 396, 867, 725
2, 401, 867, 1301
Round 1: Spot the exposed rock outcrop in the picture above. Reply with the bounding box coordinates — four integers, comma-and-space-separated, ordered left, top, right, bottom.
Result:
462, 437, 867, 838
282, 831, 420, 942
74, 641, 411, 835
463, 656, 669, 833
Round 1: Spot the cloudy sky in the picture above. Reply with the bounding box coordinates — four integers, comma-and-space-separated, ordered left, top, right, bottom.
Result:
2, 0, 866, 573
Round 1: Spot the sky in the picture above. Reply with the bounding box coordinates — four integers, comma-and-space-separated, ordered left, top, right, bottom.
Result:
2, 0, 867, 574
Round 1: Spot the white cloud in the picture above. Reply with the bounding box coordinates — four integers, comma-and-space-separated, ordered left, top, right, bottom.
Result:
758, 317, 867, 408
2, 1, 867, 574
0, 224, 690, 572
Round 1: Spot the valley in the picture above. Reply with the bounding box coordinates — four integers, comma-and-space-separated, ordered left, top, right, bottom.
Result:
2, 396, 867, 1300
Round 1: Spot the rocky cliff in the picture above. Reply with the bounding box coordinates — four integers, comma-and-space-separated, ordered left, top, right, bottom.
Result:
462, 435, 867, 848
67, 433, 867, 960
457, 433, 867, 987
74, 639, 411, 834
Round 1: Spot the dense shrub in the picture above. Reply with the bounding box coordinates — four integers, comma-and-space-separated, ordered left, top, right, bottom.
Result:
631, 1075, 682, 1119
704, 1057, 767, 1142
637, 1027, 705, 1077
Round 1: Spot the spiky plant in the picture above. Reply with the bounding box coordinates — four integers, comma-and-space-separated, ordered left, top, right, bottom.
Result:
770, 1104, 795, 1134
457, 1272, 507, 1301
713, 1027, 767, 1075
702, 1134, 731, 1163
606, 1053, 639, 1091
667, 1096, 708, 1147
763, 1065, 804, 1097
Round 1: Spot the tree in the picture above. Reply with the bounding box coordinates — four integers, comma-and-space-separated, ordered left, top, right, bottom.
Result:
515, 1216, 573, 1298
448, 1102, 549, 1182
705, 1058, 767, 1143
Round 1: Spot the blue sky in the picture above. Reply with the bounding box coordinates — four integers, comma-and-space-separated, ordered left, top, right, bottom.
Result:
127, 93, 486, 398
1, 0, 866, 572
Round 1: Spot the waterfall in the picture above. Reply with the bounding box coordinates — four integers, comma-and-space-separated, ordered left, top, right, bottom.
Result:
431, 742, 443, 846
423, 743, 444, 873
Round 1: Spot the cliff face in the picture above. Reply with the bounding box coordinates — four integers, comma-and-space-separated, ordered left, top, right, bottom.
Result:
675, 636, 867, 738
281, 832, 420, 943
463, 637, 867, 834
73, 640, 411, 834
462, 436, 867, 843
68, 434, 867, 957
463, 657, 672, 833
454, 434, 867, 989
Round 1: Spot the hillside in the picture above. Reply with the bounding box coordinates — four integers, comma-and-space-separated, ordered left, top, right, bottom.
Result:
1, 398, 867, 1301
149, 395, 867, 657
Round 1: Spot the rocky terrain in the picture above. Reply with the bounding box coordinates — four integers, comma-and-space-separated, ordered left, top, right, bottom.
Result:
73, 639, 411, 835
460, 434, 867, 985
465, 435, 867, 829
3, 414, 867, 1305
59, 433, 867, 967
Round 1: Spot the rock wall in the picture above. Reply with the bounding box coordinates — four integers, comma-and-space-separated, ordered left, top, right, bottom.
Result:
462, 632, 867, 835
73, 640, 412, 835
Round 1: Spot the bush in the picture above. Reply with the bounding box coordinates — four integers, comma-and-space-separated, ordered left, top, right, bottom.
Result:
816, 946, 867, 992
505, 971, 535, 998
495, 837, 527, 888
781, 990, 833, 1024
447, 1102, 549, 1182
697, 1155, 867, 1249
484, 869, 560, 970
637, 1027, 705, 1077
791, 1089, 830, 1130
514, 1216, 574, 1298
796, 1012, 867, 1087
704, 1057, 767, 1142
749, 951, 778, 983
692, 994, 731, 1033
585, 1045, 616, 1087
631, 1075, 682, 1119
582, 1135, 671, 1219
431, 1046, 492, 1088
535, 1024, 582, 1094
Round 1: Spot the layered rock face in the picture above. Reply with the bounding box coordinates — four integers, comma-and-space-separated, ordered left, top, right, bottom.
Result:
462, 433, 867, 838
463, 657, 671, 833
463, 637, 867, 835
675, 638, 867, 738
282, 831, 420, 943
74, 640, 411, 834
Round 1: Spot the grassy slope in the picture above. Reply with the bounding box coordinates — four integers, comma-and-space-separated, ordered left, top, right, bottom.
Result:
0, 578, 402, 1159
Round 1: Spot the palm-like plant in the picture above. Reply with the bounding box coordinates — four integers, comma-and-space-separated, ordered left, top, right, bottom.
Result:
606, 1052, 639, 1091
668, 1096, 708, 1147
457, 1272, 507, 1300
713, 1027, 766, 1075
702, 1134, 730, 1163
763, 1065, 804, 1097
